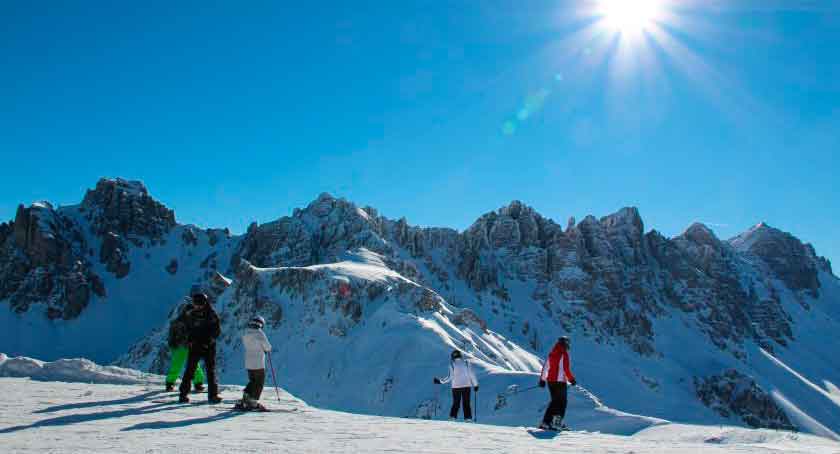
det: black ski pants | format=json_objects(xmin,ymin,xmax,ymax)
[
  {"xmin": 180, "ymin": 343, "xmax": 219, "ymax": 399},
  {"xmin": 450, "ymin": 387, "xmax": 472, "ymax": 420},
  {"xmin": 542, "ymin": 382, "xmax": 568, "ymax": 425},
  {"xmin": 244, "ymin": 369, "xmax": 266, "ymax": 400}
]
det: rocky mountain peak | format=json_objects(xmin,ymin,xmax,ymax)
[
  {"xmin": 498, "ymin": 200, "xmax": 527, "ymax": 219},
  {"xmin": 600, "ymin": 207, "xmax": 644, "ymax": 234},
  {"xmin": 464, "ymin": 200, "xmax": 555, "ymax": 251},
  {"xmin": 680, "ymin": 223, "xmax": 721, "ymax": 248},
  {"xmin": 236, "ymin": 193, "xmax": 390, "ymax": 269},
  {"xmin": 730, "ymin": 222, "xmax": 822, "ymax": 293},
  {"xmin": 80, "ymin": 177, "xmax": 175, "ymax": 240},
  {"xmin": 729, "ymin": 222, "xmax": 777, "ymax": 252}
]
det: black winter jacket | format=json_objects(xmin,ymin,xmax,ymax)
[{"xmin": 185, "ymin": 306, "xmax": 221, "ymax": 347}]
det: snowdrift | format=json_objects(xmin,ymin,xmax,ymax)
[{"xmin": 0, "ymin": 353, "xmax": 159, "ymax": 385}]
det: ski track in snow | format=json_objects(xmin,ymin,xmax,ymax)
[{"xmin": 1, "ymin": 378, "xmax": 838, "ymax": 454}]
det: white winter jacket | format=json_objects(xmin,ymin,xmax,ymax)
[
  {"xmin": 440, "ymin": 358, "xmax": 478, "ymax": 389},
  {"xmin": 242, "ymin": 327, "xmax": 272, "ymax": 370}
]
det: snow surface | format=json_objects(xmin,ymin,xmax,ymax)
[{"xmin": 1, "ymin": 377, "xmax": 837, "ymax": 454}]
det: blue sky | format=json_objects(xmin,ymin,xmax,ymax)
[{"xmin": 1, "ymin": 1, "xmax": 838, "ymax": 267}]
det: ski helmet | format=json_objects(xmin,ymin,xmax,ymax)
[
  {"xmin": 192, "ymin": 293, "xmax": 209, "ymax": 306},
  {"xmin": 250, "ymin": 316, "xmax": 266, "ymax": 328},
  {"xmin": 558, "ymin": 336, "xmax": 570, "ymax": 348},
  {"xmin": 451, "ymin": 350, "xmax": 462, "ymax": 360}
]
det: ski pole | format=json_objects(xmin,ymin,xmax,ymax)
[
  {"xmin": 266, "ymin": 351, "xmax": 281, "ymax": 402},
  {"xmin": 516, "ymin": 385, "xmax": 541, "ymax": 394}
]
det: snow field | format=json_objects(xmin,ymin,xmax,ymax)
[{"xmin": 1, "ymin": 378, "xmax": 838, "ymax": 454}]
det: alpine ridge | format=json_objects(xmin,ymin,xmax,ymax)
[{"xmin": 1, "ymin": 178, "xmax": 838, "ymax": 438}]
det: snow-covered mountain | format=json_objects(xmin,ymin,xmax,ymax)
[
  {"xmin": 0, "ymin": 178, "xmax": 238, "ymax": 361},
  {"xmin": 2, "ymin": 179, "xmax": 839, "ymax": 438}
]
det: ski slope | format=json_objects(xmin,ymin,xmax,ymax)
[{"xmin": 1, "ymin": 377, "xmax": 837, "ymax": 454}]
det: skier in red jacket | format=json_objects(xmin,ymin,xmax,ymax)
[{"xmin": 538, "ymin": 336, "xmax": 576, "ymax": 430}]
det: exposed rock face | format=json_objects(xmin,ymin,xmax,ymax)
[
  {"xmin": 236, "ymin": 193, "xmax": 392, "ymax": 269},
  {"xmin": 165, "ymin": 259, "xmax": 178, "ymax": 275},
  {"xmin": 81, "ymin": 178, "xmax": 175, "ymax": 241},
  {"xmin": 229, "ymin": 196, "xmax": 834, "ymax": 358},
  {"xmin": 206, "ymin": 228, "xmax": 229, "ymax": 247},
  {"xmin": 731, "ymin": 223, "xmax": 821, "ymax": 295},
  {"xmin": 0, "ymin": 222, "xmax": 12, "ymax": 246},
  {"xmin": 695, "ymin": 370, "xmax": 796, "ymax": 431},
  {"xmin": 0, "ymin": 202, "xmax": 105, "ymax": 320},
  {"xmin": 100, "ymin": 232, "xmax": 130, "ymax": 278},
  {"xmin": 181, "ymin": 228, "xmax": 198, "ymax": 247},
  {"xmin": 13, "ymin": 203, "xmax": 68, "ymax": 267},
  {"xmin": 209, "ymin": 271, "xmax": 232, "ymax": 295},
  {"xmin": 452, "ymin": 308, "xmax": 488, "ymax": 332},
  {"xmin": 661, "ymin": 224, "xmax": 792, "ymax": 351}
]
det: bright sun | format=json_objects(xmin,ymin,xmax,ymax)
[{"xmin": 600, "ymin": 0, "xmax": 661, "ymax": 33}]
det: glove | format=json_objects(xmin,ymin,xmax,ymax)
[
  {"xmin": 570, "ymin": 379, "xmax": 577, "ymax": 387},
  {"xmin": 539, "ymin": 380, "xmax": 546, "ymax": 388},
  {"xmin": 474, "ymin": 386, "xmax": 479, "ymax": 392},
  {"xmin": 433, "ymin": 377, "xmax": 441, "ymax": 385}
]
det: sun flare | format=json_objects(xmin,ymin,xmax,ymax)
[{"xmin": 600, "ymin": 0, "xmax": 661, "ymax": 33}]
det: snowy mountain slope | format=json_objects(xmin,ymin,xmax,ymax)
[
  {"xmin": 1, "ymin": 374, "xmax": 838, "ymax": 454},
  {"xmin": 119, "ymin": 250, "xmax": 558, "ymax": 426},
  {"xmin": 0, "ymin": 178, "xmax": 239, "ymax": 361},
  {"xmin": 119, "ymin": 194, "xmax": 840, "ymax": 438},
  {"xmin": 3, "ymin": 179, "xmax": 839, "ymax": 439}
]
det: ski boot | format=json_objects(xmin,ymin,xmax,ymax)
[
  {"xmin": 242, "ymin": 392, "xmax": 258, "ymax": 408},
  {"xmin": 178, "ymin": 394, "xmax": 190, "ymax": 404},
  {"xmin": 165, "ymin": 382, "xmax": 175, "ymax": 392},
  {"xmin": 208, "ymin": 395, "xmax": 223, "ymax": 404},
  {"xmin": 193, "ymin": 383, "xmax": 205, "ymax": 393}
]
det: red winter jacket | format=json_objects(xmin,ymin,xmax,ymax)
[{"xmin": 540, "ymin": 343, "xmax": 575, "ymax": 384}]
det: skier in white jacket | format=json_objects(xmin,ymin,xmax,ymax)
[
  {"xmin": 239, "ymin": 316, "xmax": 272, "ymax": 410},
  {"xmin": 434, "ymin": 350, "xmax": 479, "ymax": 421}
]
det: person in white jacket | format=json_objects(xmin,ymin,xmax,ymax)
[
  {"xmin": 434, "ymin": 350, "xmax": 479, "ymax": 421},
  {"xmin": 240, "ymin": 316, "xmax": 272, "ymax": 410}
]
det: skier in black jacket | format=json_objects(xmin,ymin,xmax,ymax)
[{"xmin": 179, "ymin": 293, "xmax": 222, "ymax": 404}]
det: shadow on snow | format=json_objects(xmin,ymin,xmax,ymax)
[
  {"xmin": 0, "ymin": 400, "xmax": 241, "ymax": 434},
  {"xmin": 34, "ymin": 390, "xmax": 167, "ymax": 414},
  {"xmin": 121, "ymin": 410, "xmax": 242, "ymax": 431}
]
